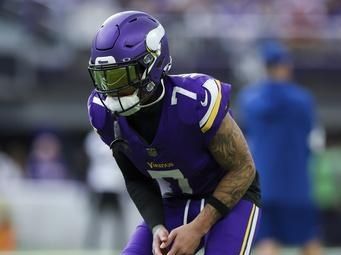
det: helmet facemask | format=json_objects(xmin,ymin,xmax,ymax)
[{"xmin": 88, "ymin": 52, "xmax": 159, "ymax": 116}]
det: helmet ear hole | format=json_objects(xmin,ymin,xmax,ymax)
[{"xmin": 156, "ymin": 57, "xmax": 165, "ymax": 69}]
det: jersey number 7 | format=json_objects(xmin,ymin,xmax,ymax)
[{"xmin": 147, "ymin": 169, "xmax": 193, "ymax": 194}]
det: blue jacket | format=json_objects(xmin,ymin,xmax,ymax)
[{"xmin": 237, "ymin": 80, "xmax": 315, "ymax": 206}]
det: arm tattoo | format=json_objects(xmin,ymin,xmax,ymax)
[
  {"xmin": 209, "ymin": 113, "xmax": 255, "ymax": 209},
  {"xmin": 192, "ymin": 113, "xmax": 256, "ymax": 233}
]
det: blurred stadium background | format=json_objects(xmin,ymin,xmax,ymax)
[{"xmin": 0, "ymin": 0, "xmax": 341, "ymax": 254}]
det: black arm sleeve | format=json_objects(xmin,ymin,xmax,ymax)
[{"xmin": 113, "ymin": 150, "xmax": 164, "ymax": 230}]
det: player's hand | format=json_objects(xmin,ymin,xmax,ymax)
[
  {"xmin": 152, "ymin": 224, "xmax": 169, "ymax": 255},
  {"xmin": 161, "ymin": 221, "xmax": 204, "ymax": 255}
]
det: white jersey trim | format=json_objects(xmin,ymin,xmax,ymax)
[{"xmin": 199, "ymin": 79, "xmax": 219, "ymax": 128}]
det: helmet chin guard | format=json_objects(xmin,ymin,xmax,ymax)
[{"xmin": 104, "ymin": 90, "xmax": 141, "ymax": 116}]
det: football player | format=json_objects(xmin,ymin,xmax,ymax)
[{"xmin": 87, "ymin": 11, "xmax": 261, "ymax": 255}]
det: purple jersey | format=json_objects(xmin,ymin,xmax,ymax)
[{"xmin": 88, "ymin": 73, "xmax": 231, "ymax": 196}]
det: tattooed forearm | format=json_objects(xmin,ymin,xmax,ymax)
[
  {"xmin": 192, "ymin": 113, "xmax": 255, "ymax": 234},
  {"xmin": 209, "ymin": 113, "xmax": 255, "ymax": 208}
]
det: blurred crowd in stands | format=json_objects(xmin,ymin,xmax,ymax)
[
  {"xmin": 0, "ymin": 0, "xmax": 341, "ymax": 252},
  {"xmin": 0, "ymin": 130, "xmax": 142, "ymax": 251},
  {"xmin": 1, "ymin": 0, "xmax": 341, "ymax": 131}
]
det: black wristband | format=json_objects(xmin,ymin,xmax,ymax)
[{"xmin": 206, "ymin": 196, "xmax": 231, "ymax": 216}]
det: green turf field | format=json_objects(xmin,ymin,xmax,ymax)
[{"xmin": 0, "ymin": 248, "xmax": 341, "ymax": 255}]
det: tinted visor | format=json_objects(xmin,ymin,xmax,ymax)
[{"xmin": 89, "ymin": 64, "xmax": 140, "ymax": 92}]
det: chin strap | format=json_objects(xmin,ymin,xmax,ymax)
[{"xmin": 141, "ymin": 79, "xmax": 165, "ymax": 108}]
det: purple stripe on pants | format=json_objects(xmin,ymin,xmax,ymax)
[{"xmin": 122, "ymin": 199, "xmax": 261, "ymax": 255}]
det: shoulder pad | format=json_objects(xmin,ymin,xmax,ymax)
[
  {"xmin": 87, "ymin": 90, "xmax": 115, "ymax": 146},
  {"xmin": 167, "ymin": 73, "xmax": 212, "ymax": 124},
  {"xmin": 167, "ymin": 74, "xmax": 231, "ymax": 133}
]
